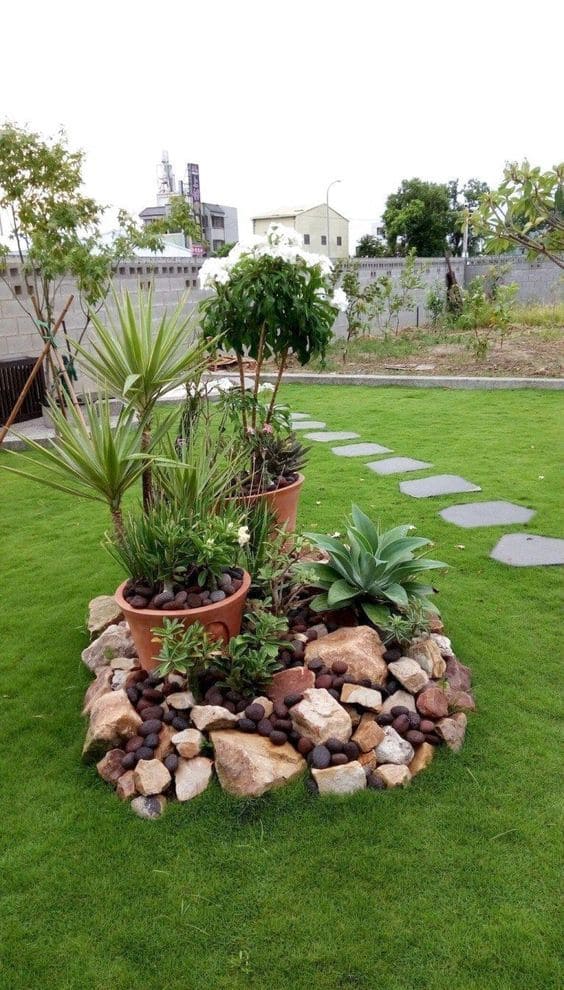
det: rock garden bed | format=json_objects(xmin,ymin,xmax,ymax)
[{"xmin": 83, "ymin": 595, "xmax": 475, "ymax": 818}]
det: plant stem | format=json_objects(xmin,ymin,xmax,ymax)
[
  {"xmin": 251, "ymin": 324, "xmax": 267, "ymax": 429},
  {"xmin": 265, "ymin": 346, "xmax": 289, "ymax": 423},
  {"xmin": 236, "ymin": 353, "xmax": 248, "ymax": 432},
  {"xmin": 141, "ymin": 425, "xmax": 153, "ymax": 511},
  {"xmin": 111, "ymin": 506, "xmax": 124, "ymax": 541}
]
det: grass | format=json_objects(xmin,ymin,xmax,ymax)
[{"xmin": 1, "ymin": 385, "xmax": 563, "ymax": 990}]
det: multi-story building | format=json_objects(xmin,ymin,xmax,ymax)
[{"xmin": 251, "ymin": 204, "xmax": 349, "ymax": 259}]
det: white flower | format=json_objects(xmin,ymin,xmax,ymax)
[
  {"xmin": 199, "ymin": 257, "xmax": 230, "ymax": 288},
  {"xmin": 237, "ymin": 525, "xmax": 250, "ymax": 547},
  {"xmin": 331, "ymin": 288, "xmax": 348, "ymax": 312}
]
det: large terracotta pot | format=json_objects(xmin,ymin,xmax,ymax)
[
  {"xmin": 238, "ymin": 473, "xmax": 304, "ymax": 532},
  {"xmin": 115, "ymin": 570, "xmax": 251, "ymax": 672}
]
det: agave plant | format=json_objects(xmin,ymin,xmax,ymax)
[
  {"xmin": 301, "ymin": 505, "xmax": 447, "ymax": 624},
  {"xmin": 74, "ymin": 288, "xmax": 210, "ymax": 507},
  {"xmin": 0, "ymin": 395, "xmax": 156, "ymax": 536}
]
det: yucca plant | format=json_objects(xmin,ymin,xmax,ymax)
[
  {"xmin": 301, "ymin": 504, "xmax": 447, "ymax": 624},
  {"xmin": 74, "ymin": 287, "xmax": 210, "ymax": 507},
  {"xmin": 1, "ymin": 395, "xmax": 155, "ymax": 536}
]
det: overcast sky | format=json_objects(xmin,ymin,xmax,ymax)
[{"xmin": 1, "ymin": 0, "xmax": 562, "ymax": 248}]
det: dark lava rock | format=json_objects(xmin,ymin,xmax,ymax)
[
  {"xmin": 186, "ymin": 593, "xmax": 203, "ymax": 608},
  {"xmin": 297, "ymin": 737, "xmax": 314, "ymax": 756},
  {"xmin": 392, "ymin": 714, "xmax": 411, "ymax": 735},
  {"xmin": 307, "ymin": 658, "xmax": 324, "ymax": 673},
  {"xmin": 205, "ymin": 688, "xmax": 224, "ymax": 707},
  {"xmin": 129, "ymin": 595, "xmax": 149, "ymax": 609},
  {"xmin": 331, "ymin": 660, "xmax": 348, "ymax": 675},
  {"xmin": 325, "ymin": 737, "xmax": 344, "ymax": 754},
  {"xmin": 245, "ymin": 703, "xmax": 265, "ymax": 722},
  {"xmin": 142, "ymin": 687, "xmax": 163, "ymax": 702},
  {"xmin": 136, "ymin": 698, "xmax": 153, "ymax": 713},
  {"xmin": 135, "ymin": 746, "xmax": 154, "ymax": 761},
  {"xmin": 311, "ymin": 744, "xmax": 331, "ymax": 769},
  {"xmin": 164, "ymin": 754, "xmax": 178, "ymax": 773},
  {"xmin": 342, "ymin": 741, "xmax": 360, "ymax": 761},
  {"xmin": 291, "ymin": 641, "xmax": 305, "ymax": 660},
  {"xmin": 163, "ymin": 710, "xmax": 175, "ymax": 725},
  {"xmin": 426, "ymin": 732, "xmax": 442, "ymax": 746},
  {"xmin": 128, "ymin": 669, "xmax": 148, "ymax": 685},
  {"xmin": 284, "ymin": 693, "xmax": 303, "ymax": 708},
  {"xmin": 121, "ymin": 752, "xmax": 137, "ymax": 770},
  {"xmin": 332, "ymin": 676, "xmax": 345, "ymax": 691},
  {"xmin": 315, "ymin": 674, "xmax": 333, "ymax": 690},
  {"xmin": 305, "ymin": 776, "xmax": 319, "ymax": 796},
  {"xmin": 328, "ymin": 688, "xmax": 340, "ymax": 701},
  {"xmin": 141, "ymin": 705, "xmax": 165, "ymax": 721},
  {"xmin": 305, "ymin": 628, "xmax": 318, "ymax": 641},
  {"xmin": 376, "ymin": 712, "xmax": 394, "ymax": 726},
  {"xmin": 209, "ymin": 590, "xmax": 226, "ymax": 603},
  {"xmin": 331, "ymin": 753, "xmax": 349, "ymax": 767},
  {"xmin": 125, "ymin": 735, "xmax": 144, "ymax": 753},
  {"xmin": 153, "ymin": 591, "xmax": 175, "ymax": 609},
  {"xmin": 406, "ymin": 730, "xmax": 426, "ymax": 745},
  {"xmin": 146, "ymin": 671, "xmax": 164, "ymax": 686},
  {"xmin": 420, "ymin": 719, "xmax": 435, "ymax": 734},
  {"xmin": 386, "ymin": 678, "xmax": 400, "ymax": 694},
  {"xmin": 273, "ymin": 701, "xmax": 289, "ymax": 719},
  {"xmin": 391, "ymin": 706, "xmax": 411, "ymax": 719},
  {"xmin": 408, "ymin": 712, "xmax": 421, "ymax": 730},
  {"xmin": 172, "ymin": 716, "xmax": 190, "ymax": 731},
  {"xmin": 126, "ymin": 687, "xmax": 140, "ymax": 706},
  {"xmin": 384, "ymin": 648, "xmax": 402, "ymax": 663},
  {"xmin": 223, "ymin": 700, "xmax": 236, "ymax": 714},
  {"xmin": 238, "ymin": 718, "xmax": 257, "ymax": 733},
  {"xmin": 367, "ymin": 772, "xmax": 386, "ymax": 790},
  {"xmin": 273, "ymin": 718, "xmax": 293, "ymax": 733},
  {"xmin": 139, "ymin": 719, "xmax": 162, "ymax": 736},
  {"xmin": 144, "ymin": 733, "xmax": 160, "ymax": 748},
  {"xmin": 257, "ymin": 718, "xmax": 273, "ymax": 736},
  {"xmin": 174, "ymin": 590, "xmax": 188, "ymax": 606},
  {"xmin": 269, "ymin": 730, "xmax": 288, "ymax": 746}
]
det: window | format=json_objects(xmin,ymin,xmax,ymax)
[
  {"xmin": 213, "ymin": 239, "xmax": 224, "ymax": 252},
  {"xmin": 321, "ymin": 235, "xmax": 327, "ymax": 245},
  {"xmin": 14, "ymin": 284, "xmax": 22, "ymax": 296},
  {"xmin": 211, "ymin": 215, "xmax": 224, "ymax": 229},
  {"xmin": 192, "ymin": 279, "xmax": 198, "ymax": 287},
  {"xmin": 303, "ymin": 233, "xmax": 310, "ymax": 245},
  {"xmin": 336, "ymin": 236, "xmax": 342, "ymax": 246}
]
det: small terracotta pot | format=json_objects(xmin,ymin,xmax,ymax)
[
  {"xmin": 115, "ymin": 570, "xmax": 251, "ymax": 672},
  {"xmin": 238, "ymin": 473, "xmax": 304, "ymax": 532}
]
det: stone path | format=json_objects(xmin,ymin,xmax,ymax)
[{"xmin": 290, "ymin": 409, "xmax": 560, "ymax": 567}]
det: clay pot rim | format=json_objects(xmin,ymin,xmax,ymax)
[
  {"xmin": 232, "ymin": 472, "xmax": 304, "ymax": 504},
  {"xmin": 115, "ymin": 569, "xmax": 252, "ymax": 619}
]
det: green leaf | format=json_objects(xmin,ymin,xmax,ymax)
[
  {"xmin": 361, "ymin": 602, "xmax": 392, "ymax": 627},
  {"xmin": 310, "ymin": 593, "xmax": 330, "ymax": 613},
  {"xmin": 327, "ymin": 579, "xmax": 358, "ymax": 607}
]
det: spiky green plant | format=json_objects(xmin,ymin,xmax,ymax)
[
  {"xmin": 74, "ymin": 287, "xmax": 210, "ymax": 507},
  {"xmin": 1, "ymin": 395, "xmax": 153, "ymax": 535},
  {"xmin": 301, "ymin": 504, "xmax": 447, "ymax": 623},
  {"xmin": 153, "ymin": 618, "xmax": 221, "ymax": 685}
]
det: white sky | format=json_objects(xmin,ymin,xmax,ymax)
[{"xmin": 1, "ymin": 0, "xmax": 562, "ymax": 248}]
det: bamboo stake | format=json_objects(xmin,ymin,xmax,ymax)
[
  {"xmin": 0, "ymin": 295, "xmax": 74, "ymax": 445},
  {"xmin": 29, "ymin": 293, "xmax": 86, "ymax": 427}
]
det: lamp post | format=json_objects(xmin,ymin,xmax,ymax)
[{"xmin": 326, "ymin": 179, "xmax": 342, "ymax": 259}]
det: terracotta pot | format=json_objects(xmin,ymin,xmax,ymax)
[
  {"xmin": 115, "ymin": 570, "xmax": 251, "ymax": 672},
  {"xmin": 238, "ymin": 473, "xmax": 304, "ymax": 532}
]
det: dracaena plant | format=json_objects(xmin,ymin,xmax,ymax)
[{"xmin": 301, "ymin": 505, "xmax": 447, "ymax": 625}]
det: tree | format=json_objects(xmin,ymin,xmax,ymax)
[
  {"xmin": 470, "ymin": 161, "xmax": 564, "ymax": 269},
  {"xmin": 383, "ymin": 178, "xmax": 454, "ymax": 256},
  {"xmin": 330, "ymin": 259, "xmax": 381, "ymax": 360},
  {"xmin": 355, "ymin": 234, "xmax": 388, "ymax": 258},
  {"xmin": 0, "ymin": 122, "xmax": 168, "ymax": 378},
  {"xmin": 448, "ymin": 178, "xmax": 490, "ymax": 255},
  {"xmin": 151, "ymin": 194, "xmax": 202, "ymax": 244}
]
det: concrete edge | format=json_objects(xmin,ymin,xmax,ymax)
[{"xmin": 252, "ymin": 372, "xmax": 564, "ymax": 391}]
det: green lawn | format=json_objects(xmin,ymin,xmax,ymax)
[{"xmin": 0, "ymin": 385, "xmax": 562, "ymax": 990}]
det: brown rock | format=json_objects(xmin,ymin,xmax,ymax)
[
  {"xmin": 436, "ymin": 712, "xmax": 467, "ymax": 752},
  {"xmin": 430, "ymin": 633, "xmax": 455, "ymax": 658},
  {"xmin": 110, "ymin": 656, "xmax": 137, "ymax": 672},
  {"xmin": 172, "ymin": 728, "xmax": 204, "ymax": 759},
  {"xmin": 82, "ymin": 667, "xmax": 113, "ymax": 715},
  {"xmin": 374, "ymin": 763, "xmax": 411, "ymax": 788},
  {"xmin": 305, "ymin": 625, "xmax": 387, "ymax": 684},
  {"xmin": 133, "ymin": 758, "xmax": 172, "ymax": 796},
  {"xmin": 190, "ymin": 705, "xmax": 240, "ymax": 731},
  {"xmin": 131, "ymin": 794, "xmax": 167, "ymax": 819},
  {"xmin": 407, "ymin": 637, "xmax": 446, "ymax": 678},
  {"xmin": 387, "ymin": 657, "xmax": 429, "ymax": 694},
  {"xmin": 81, "ymin": 621, "xmax": 136, "ymax": 673},
  {"xmin": 445, "ymin": 657, "xmax": 472, "ymax": 693},
  {"xmin": 289, "ymin": 688, "xmax": 352, "ymax": 745},
  {"xmin": 211, "ymin": 731, "xmax": 306, "ymax": 797},
  {"xmin": 154, "ymin": 725, "xmax": 177, "ymax": 760},
  {"xmin": 352, "ymin": 713, "xmax": 386, "ymax": 753},
  {"xmin": 445, "ymin": 687, "xmax": 476, "ymax": 712},
  {"xmin": 312, "ymin": 761, "xmax": 366, "ymax": 796},
  {"xmin": 175, "ymin": 757, "xmax": 213, "ymax": 801},
  {"xmin": 340, "ymin": 684, "xmax": 382, "ymax": 710},
  {"xmin": 116, "ymin": 769, "xmax": 138, "ymax": 800},
  {"xmin": 428, "ymin": 613, "xmax": 444, "ymax": 633},
  {"xmin": 358, "ymin": 749, "xmax": 378, "ymax": 771},
  {"xmin": 342, "ymin": 704, "xmax": 362, "ymax": 728},
  {"xmin": 379, "ymin": 690, "xmax": 417, "ymax": 716},
  {"xmin": 87, "ymin": 595, "xmax": 123, "ymax": 637},
  {"xmin": 408, "ymin": 742, "xmax": 435, "ymax": 777},
  {"xmin": 416, "ymin": 686, "xmax": 449, "ymax": 719},
  {"xmin": 82, "ymin": 689, "xmax": 142, "ymax": 760},
  {"xmin": 96, "ymin": 748, "xmax": 126, "ymax": 784},
  {"xmin": 266, "ymin": 666, "xmax": 315, "ymax": 703}
]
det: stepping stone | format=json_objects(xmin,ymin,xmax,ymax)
[
  {"xmin": 400, "ymin": 475, "xmax": 481, "ymax": 498},
  {"xmin": 490, "ymin": 534, "xmax": 564, "ymax": 567},
  {"xmin": 367, "ymin": 457, "xmax": 432, "ymax": 476},
  {"xmin": 331, "ymin": 442, "xmax": 392, "ymax": 457},
  {"xmin": 292, "ymin": 420, "xmax": 326, "ymax": 430},
  {"xmin": 305, "ymin": 431, "xmax": 360, "ymax": 442},
  {"xmin": 290, "ymin": 413, "xmax": 311, "ymax": 420},
  {"xmin": 440, "ymin": 501, "xmax": 536, "ymax": 528}
]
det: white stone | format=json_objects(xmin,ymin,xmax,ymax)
[
  {"xmin": 167, "ymin": 691, "xmax": 196, "ymax": 710},
  {"xmin": 175, "ymin": 757, "xmax": 213, "ymax": 801},
  {"xmin": 190, "ymin": 705, "xmax": 240, "ymax": 731},
  {"xmin": 375, "ymin": 726, "xmax": 415, "ymax": 765},
  {"xmin": 211, "ymin": 731, "xmax": 306, "ymax": 797},
  {"xmin": 340, "ymin": 684, "xmax": 382, "ymax": 710},
  {"xmin": 172, "ymin": 728, "xmax": 204, "ymax": 758},
  {"xmin": 290, "ymin": 688, "xmax": 352, "ymax": 745},
  {"xmin": 431, "ymin": 634, "xmax": 455, "ymax": 658},
  {"xmin": 312, "ymin": 761, "xmax": 367, "ymax": 796},
  {"xmin": 134, "ymin": 759, "xmax": 172, "ymax": 796},
  {"xmin": 379, "ymin": 690, "xmax": 417, "ymax": 715},
  {"xmin": 81, "ymin": 621, "xmax": 136, "ymax": 672},
  {"xmin": 387, "ymin": 657, "xmax": 429, "ymax": 694},
  {"xmin": 375, "ymin": 764, "xmax": 411, "ymax": 788},
  {"xmin": 407, "ymin": 637, "xmax": 446, "ymax": 678},
  {"xmin": 87, "ymin": 595, "xmax": 123, "ymax": 637}
]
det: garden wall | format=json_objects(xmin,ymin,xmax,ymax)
[{"xmin": 0, "ymin": 253, "xmax": 561, "ymax": 366}]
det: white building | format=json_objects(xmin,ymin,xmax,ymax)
[{"xmin": 251, "ymin": 204, "xmax": 349, "ymax": 259}]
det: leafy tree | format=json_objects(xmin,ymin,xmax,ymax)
[
  {"xmin": 215, "ymin": 241, "xmax": 236, "ymax": 257},
  {"xmin": 330, "ymin": 259, "xmax": 382, "ymax": 360},
  {"xmin": 0, "ymin": 122, "xmax": 168, "ymax": 370},
  {"xmin": 470, "ymin": 161, "xmax": 564, "ymax": 269},
  {"xmin": 383, "ymin": 178, "xmax": 454, "ymax": 256},
  {"xmin": 151, "ymin": 194, "xmax": 202, "ymax": 244},
  {"xmin": 355, "ymin": 234, "xmax": 388, "ymax": 258},
  {"xmin": 448, "ymin": 178, "xmax": 490, "ymax": 255}
]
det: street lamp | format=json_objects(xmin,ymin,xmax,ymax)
[{"xmin": 326, "ymin": 179, "xmax": 342, "ymax": 258}]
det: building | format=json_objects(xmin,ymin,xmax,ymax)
[
  {"xmin": 251, "ymin": 204, "xmax": 349, "ymax": 259},
  {"xmin": 139, "ymin": 152, "xmax": 238, "ymax": 256}
]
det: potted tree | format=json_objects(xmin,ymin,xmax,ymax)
[{"xmin": 198, "ymin": 224, "xmax": 347, "ymax": 530}]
